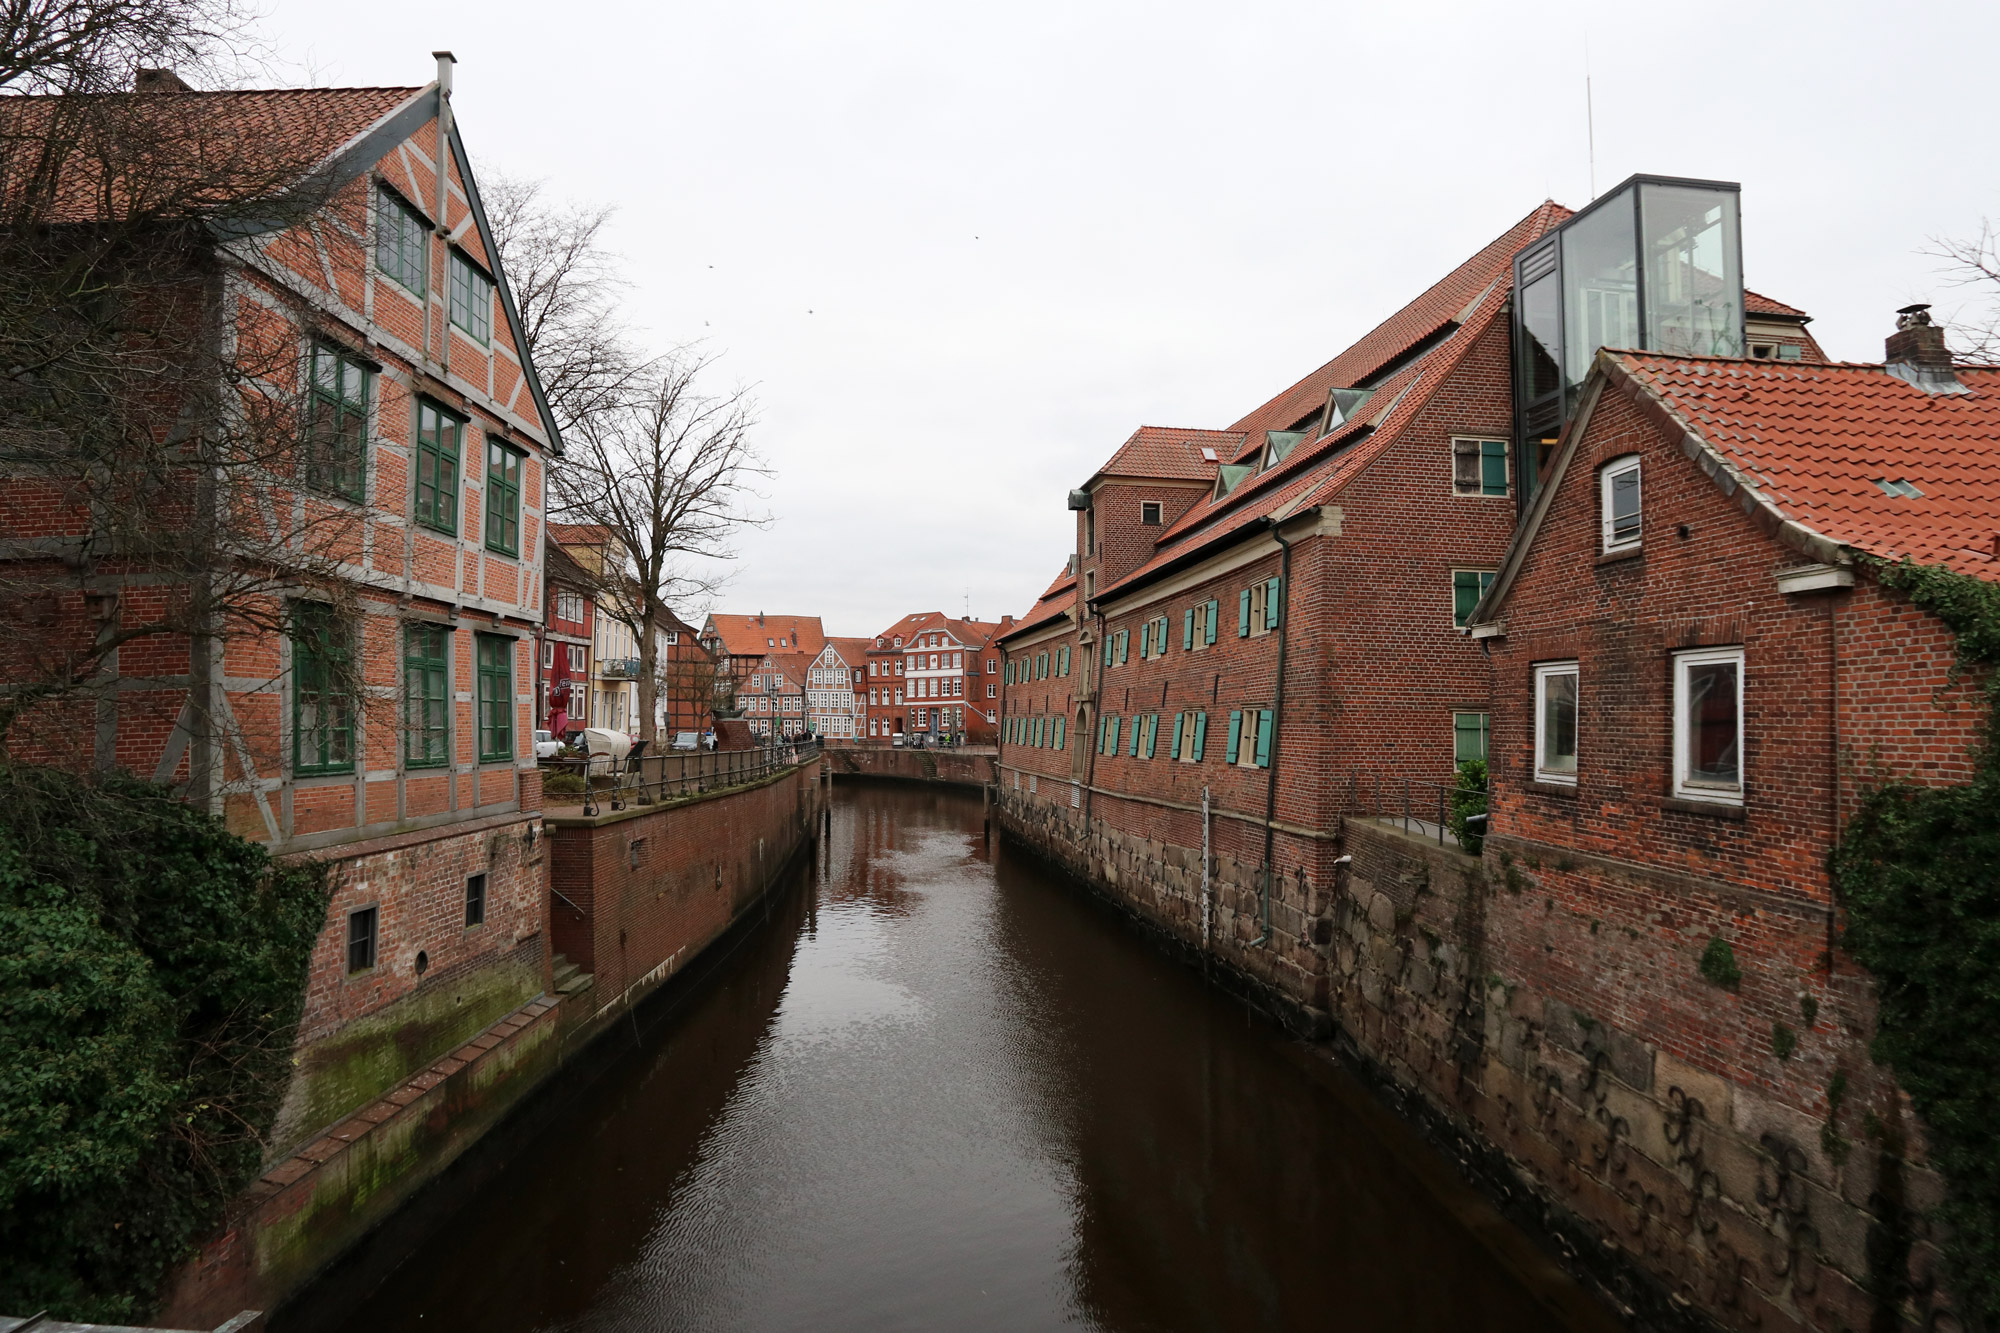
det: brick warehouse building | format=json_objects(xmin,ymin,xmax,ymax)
[
  {"xmin": 986, "ymin": 175, "xmax": 1995, "ymax": 1330},
  {"xmin": 0, "ymin": 58, "xmax": 566, "ymax": 1154}
]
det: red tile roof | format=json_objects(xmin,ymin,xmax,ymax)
[
  {"xmin": 867, "ymin": 611, "xmax": 1004, "ymax": 652},
  {"xmin": 548, "ymin": 522, "xmax": 613, "ymax": 545},
  {"xmin": 1091, "ymin": 427, "xmax": 1243, "ymax": 483},
  {"xmin": 1611, "ymin": 354, "xmax": 2000, "ymax": 578},
  {"xmin": 999, "ymin": 566, "xmax": 1080, "ymax": 642},
  {"xmin": 705, "ymin": 614, "xmax": 827, "ymax": 658},
  {"xmin": 1744, "ymin": 290, "xmax": 1810, "ymax": 321},
  {"xmin": 1222, "ymin": 202, "xmax": 1572, "ymax": 452},
  {"xmin": 0, "ymin": 86, "xmax": 426, "ymax": 222},
  {"xmin": 820, "ymin": 636, "xmax": 876, "ymax": 668}
]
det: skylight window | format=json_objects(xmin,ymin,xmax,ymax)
[
  {"xmin": 1200, "ymin": 447, "xmax": 1218, "ymax": 462},
  {"xmin": 1875, "ymin": 478, "xmax": 1924, "ymax": 498}
]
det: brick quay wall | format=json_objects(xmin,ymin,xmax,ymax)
[
  {"xmin": 995, "ymin": 790, "xmax": 1941, "ymax": 1333},
  {"xmin": 161, "ymin": 756, "xmax": 827, "ymax": 1330}
]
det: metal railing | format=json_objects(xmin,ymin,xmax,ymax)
[
  {"xmin": 554, "ymin": 741, "xmax": 822, "ymax": 817},
  {"xmin": 1336, "ymin": 772, "xmax": 1488, "ymax": 850}
]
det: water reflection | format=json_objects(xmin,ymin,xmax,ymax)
[{"xmin": 307, "ymin": 784, "xmax": 1603, "ymax": 1333}]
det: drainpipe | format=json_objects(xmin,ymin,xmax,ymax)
[
  {"xmin": 432, "ymin": 51, "xmax": 455, "ymax": 376},
  {"xmin": 1249, "ymin": 520, "xmax": 1294, "ymax": 949}
]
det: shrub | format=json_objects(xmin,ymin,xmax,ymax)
[
  {"xmin": 1698, "ymin": 935, "xmax": 1741, "ymax": 988},
  {"xmin": 0, "ymin": 766, "xmax": 327, "ymax": 1322},
  {"xmin": 1448, "ymin": 757, "xmax": 1488, "ymax": 856}
]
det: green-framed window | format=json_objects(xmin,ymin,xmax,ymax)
[
  {"xmin": 484, "ymin": 439, "xmax": 522, "ymax": 556},
  {"xmin": 476, "ymin": 634, "xmax": 513, "ymax": 763},
  {"xmin": 1453, "ymin": 437, "xmax": 1510, "ymax": 497},
  {"xmin": 305, "ymin": 344, "xmax": 369, "ymax": 501},
  {"xmin": 415, "ymin": 400, "xmax": 462, "ymax": 534},
  {"xmin": 1454, "ymin": 711, "xmax": 1490, "ymax": 764},
  {"xmin": 292, "ymin": 601, "xmax": 354, "ymax": 776},
  {"xmin": 449, "ymin": 249, "xmax": 493, "ymax": 344},
  {"xmin": 404, "ymin": 623, "xmax": 450, "ymax": 769},
  {"xmin": 375, "ymin": 187, "xmax": 427, "ymax": 294},
  {"xmin": 1453, "ymin": 569, "xmax": 1497, "ymax": 628}
]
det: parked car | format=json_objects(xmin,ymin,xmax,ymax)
[{"xmin": 533, "ymin": 729, "xmax": 563, "ymax": 761}]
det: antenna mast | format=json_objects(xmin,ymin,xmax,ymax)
[{"xmin": 1585, "ymin": 35, "xmax": 1597, "ymax": 200}]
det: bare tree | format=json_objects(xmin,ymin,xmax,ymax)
[
  {"xmin": 483, "ymin": 171, "xmax": 650, "ymax": 438},
  {"xmin": 0, "ymin": 0, "xmax": 259, "ymax": 94},
  {"xmin": 0, "ymin": 76, "xmax": 386, "ymax": 778},
  {"xmin": 550, "ymin": 351, "xmax": 768, "ymax": 746},
  {"xmin": 1926, "ymin": 219, "xmax": 2000, "ymax": 365}
]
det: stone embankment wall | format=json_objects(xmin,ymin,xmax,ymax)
[
  {"xmin": 826, "ymin": 745, "xmax": 996, "ymax": 789},
  {"xmin": 160, "ymin": 757, "xmax": 825, "ymax": 1330},
  {"xmin": 997, "ymin": 792, "xmax": 1942, "ymax": 1332}
]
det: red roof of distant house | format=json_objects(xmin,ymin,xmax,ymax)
[
  {"xmin": 705, "ymin": 614, "xmax": 826, "ymax": 658},
  {"xmin": 821, "ymin": 636, "xmax": 876, "ymax": 667},
  {"xmin": 1091, "ymin": 427, "xmax": 1244, "ymax": 483},
  {"xmin": 1745, "ymin": 290, "xmax": 1811, "ymax": 321},
  {"xmin": 869, "ymin": 611, "xmax": 1004, "ymax": 652},
  {"xmin": 1609, "ymin": 353, "xmax": 2000, "ymax": 577},
  {"xmin": 549, "ymin": 522, "xmax": 613, "ymax": 545}
]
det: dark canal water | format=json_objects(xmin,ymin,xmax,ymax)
[{"xmin": 310, "ymin": 784, "xmax": 1614, "ymax": 1332}]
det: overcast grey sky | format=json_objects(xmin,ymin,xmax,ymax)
[{"xmin": 267, "ymin": 0, "xmax": 1999, "ymax": 638}]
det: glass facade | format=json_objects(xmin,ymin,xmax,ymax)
[{"xmin": 1511, "ymin": 176, "xmax": 1742, "ymax": 510}]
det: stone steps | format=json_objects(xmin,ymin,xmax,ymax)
[{"xmin": 551, "ymin": 953, "xmax": 593, "ymax": 997}]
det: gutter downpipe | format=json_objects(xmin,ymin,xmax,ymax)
[
  {"xmin": 432, "ymin": 52, "xmax": 454, "ymax": 377},
  {"xmin": 1249, "ymin": 518, "xmax": 1293, "ymax": 950}
]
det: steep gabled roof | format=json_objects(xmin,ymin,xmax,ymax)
[
  {"xmin": 1090, "ymin": 427, "xmax": 1242, "ymax": 484},
  {"xmin": 704, "ymin": 614, "xmax": 826, "ymax": 658},
  {"xmin": 867, "ymin": 611, "xmax": 1001, "ymax": 651},
  {"xmin": 1745, "ymin": 290, "xmax": 1811, "ymax": 321},
  {"xmin": 1473, "ymin": 353, "xmax": 2000, "ymax": 629},
  {"xmin": 821, "ymin": 636, "xmax": 875, "ymax": 669},
  {"xmin": 999, "ymin": 566, "xmax": 1080, "ymax": 644}
]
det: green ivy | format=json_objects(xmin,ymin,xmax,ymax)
[
  {"xmin": 0, "ymin": 765, "xmax": 328, "ymax": 1322},
  {"xmin": 1832, "ymin": 558, "xmax": 2000, "ymax": 1327},
  {"xmin": 1448, "ymin": 757, "xmax": 1487, "ymax": 856},
  {"xmin": 1698, "ymin": 935, "xmax": 1741, "ymax": 988}
]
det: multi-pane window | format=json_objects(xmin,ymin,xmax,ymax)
[
  {"xmin": 1601, "ymin": 456, "xmax": 1643, "ymax": 552},
  {"xmin": 404, "ymin": 623, "xmax": 449, "ymax": 768},
  {"xmin": 1534, "ymin": 662, "xmax": 1579, "ymax": 784},
  {"xmin": 1452, "ymin": 570, "xmax": 1497, "ymax": 628},
  {"xmin": 346, "ymin": 906, "xmax": 378, "ymax": 974},
  {"xmin": 415, "ymin": 400, "xmax": 462, "ymax": 534},
  {"xmin": 1452, "ymin": 437, "xmax": 1510, "ymax": 496},
  {"xmin": 1454, "ymin": 711, "xmax": 1490, "ymax": 764},
  {"xmin": 465, "ymin": 872, "xmax": 487, "ymax": 928},
  {"xmin": 450, "ymin": 249, "xmax": 494, "ymax": 343},
  {"xmin": 477, "ymin": 634, "xmax": 514, "ymax": 762},
  {"xmin": 1240, "ymin": 579, "xmax": 1282, "ymax": 637},
  {"xmin": 1169, "ymin": 710, "xmax": 1208, "ymax": 762},
  {"xmin": 305, "ymin": 344, "xmax": 369, "ymax": 500},
  {"xmin": 485, "ymin": 440, "xmax": 522, "ymax": 556},
  {"xmin": 1674, "ymin": 648, "xmax": 1743, "ymax": 803},
  {"xmin": 375, "ymin": 188, "xmax": 427, "ymax": 294},
  {"xmin": 1141, "ymin": 501, "xmax": 1163, "ymax": 525},
  {"xmin": 292, "ymin": 601, "xmax": 354, "ymax": 776}
]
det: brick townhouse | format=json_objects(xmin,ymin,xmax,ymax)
[
  {"xmin": 537, "ymin": 537, "xmax": 593, "ymax": 740},
  {"xmin": 0, "ymin": 58, "xmax": 567, "ymax": 1151},
  {"xmin": 807, "ymin": 636, "xmax": 872, "ymax": 741},
  {"xmin": 700, "ymin": 611, "xmax": 827, "ymax": 698},
  {"xmin": 863, "ymin": 610, "xmax": 1005, "ymax": 742},
  {"xmin": 741, "ymin": 649, "xmax": 809, "ymax": 741},
  {"xmin": 1455, "ymin": 314, "xmax": 1998, "ymax": 1330}
]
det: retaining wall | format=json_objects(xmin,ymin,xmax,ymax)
[{"xmin": 825, "ymin": 745, "xmax": 995, "ymax": 789}]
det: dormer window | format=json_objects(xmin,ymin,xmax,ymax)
[
  {"xmin": 1600, "ymin": 456, "xmax": 1642, "ymax": 552},
  {"xmin": 1213, "ymin": 463, "xmax": 1253, "ymax": 500},
  {"xmin": 1321, "ymin": 387, "xmax": 1374, "ymax": 436}
]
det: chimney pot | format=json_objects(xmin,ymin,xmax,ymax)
[{"xmin": 1884, "ymin": 303, "xmax": 1969, "ymax": 395}]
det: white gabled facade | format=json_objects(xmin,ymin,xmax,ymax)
[{"xmin": 806, "ymin": 642, "xmax": 864, "ymax": 740}]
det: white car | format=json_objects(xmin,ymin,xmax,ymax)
[{"xmin": 533, "ymin": 729, "xmax": 564, "ymax": 761}]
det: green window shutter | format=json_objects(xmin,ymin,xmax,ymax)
[
  {"xmin": 1183, "ymin": 608, "xmax": 1194, "ymax": 650},
  {"xmin": 1145, "ymin": 714, "xmax": 1157, "ymax": 758},
  {"xmin": 1120, "ymin": 631, "xmax": 1129, "ymax": 665},
  {"xmin": 1453, "ymin": 570, "xmax": 1497, "ymax": 628},
  {"xmin": 1482, "ymin": 439, "xmax": 1509, "ymax": 496},
  {"xmin": 1255, "ymin": 710, "xmax": 1273, "ymax": 767},
  {"xmin": 1204, "ymin": 599, "xmax": 1218, "ymax": 644},
  {"xmin": 1137, "ymin": 622, "xmax": 1148, "ymax": 659},
  {"xmin": 1226, "ymin": 710, "xmax": 1243, "ymax": 763},
  {"xmin": 292, "ymin": 603, "xmax": 354, "ymax": 776},
  {"xmin": 403, "ymin": 623, "xmax": 449, "ymax": 768},
  {"xmin": 1127, "ymin": 716, "xmax": 1141, "ymax": 756},
  {"xmin": 1454, "ymin": 711, "xmax": 1490, "ymax": 763},
  {"xmin": 1055, "ymin": 717, "xmax": 1065, "ymax": 749},
  {"xmin": 1171, "ymin": 712, "xmax": 1184, "ymax": 760},
  {"xmin": 1059, "ymin": 646, "xmax": 1069, "ymax": 675},
  {"xmin": 1265, "ymin": 578, "xmax": 1281, "ymax": 630},
  {"xmin": 476, "ymin": 634, "xmax": 513, "ymax": 762},
  {"xmin": 1192, "ymin": 712, "xmax": 1208, "ymax": 761},
  {"xmin": 1110, "ymin": 717, "xmax": 1121, "ymax": 753},
  {"xmin": 1238, "ymin": 589, "xmax": 1251, "ymax": 637}
]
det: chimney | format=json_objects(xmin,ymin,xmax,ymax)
[
  {"xmin": 758, "ymin": 611, "xmax": 765, "ymax": 625},
  {"xmin": 134, "ymin": 68, "xmax": 193, "ymax": 93},
  {"xmin": 1885, "ymin": 304, "xmax": 1969, "ymax": 396},
  {"xmin": 1002, "ymin": 614, "xmax": 1015, "ymax": 626}
]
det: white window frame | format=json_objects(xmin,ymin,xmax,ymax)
[
  {"xmin": 1600, "ymin": 455, "xmax": 1643, "ymax": 553},
  {"xmin": 1533, "ymin": 661, "xmax": 1580, "ymax": 785},
  {"xmin": 1673, "ymin": 647, "xmax": 1745, "ymax": 804}
]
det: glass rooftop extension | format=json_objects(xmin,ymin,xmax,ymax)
[{"xmin": 1512, "ymin": 175, "xmax": 1744, "ymax": 507}]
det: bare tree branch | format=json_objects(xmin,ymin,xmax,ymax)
[{"xmin": 1924, "ymin": 219, "xmax": 2000, "ymax": 366}]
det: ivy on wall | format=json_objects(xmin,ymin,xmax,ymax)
[
  {"xmin": 1831, "ymin": 558, "xmax": 2000, "ymax": 1326},
  {"xmin": 0, "ymin": 766, "xmax": 327, "ymax": 1322}
]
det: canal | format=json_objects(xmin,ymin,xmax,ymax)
[{"xmin": 302, "ymin": 783, "xmax": 1615, "ymax": 1332}]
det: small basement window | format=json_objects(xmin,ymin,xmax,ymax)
[
  {"xmin": 1600, "ymin": 456, "xmax": 1642, "ymax": 552},
  {"xmin": 346, "ymin": 906, "xmax": 378, "ymax": 975},
  {"xmin": 465, "ymin": 872, "xmax": 487, "ymax": 927},
  {"xmin": 1534, "ymin": 663, "xmax": 1579, "ymax": 784},
  {"xmin": 1141, "ymin": 501, "xmax": 1163, "ymax": 525}
]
